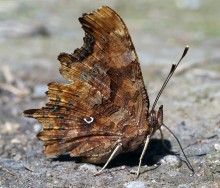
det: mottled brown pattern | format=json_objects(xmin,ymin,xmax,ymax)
[{"xmin": 24, "ymin": 6, "xmax": 151, "ymax": 164}]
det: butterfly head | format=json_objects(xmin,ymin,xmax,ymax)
[{"xmin": 149, "ymin": 105, "xmax": 163, "ymax": 135}]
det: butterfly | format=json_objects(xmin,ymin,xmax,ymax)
[{"xmin": 23, "ymin": 6, "xmax": 190, "ymax": 177}]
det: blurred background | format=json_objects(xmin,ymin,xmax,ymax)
[{"xmin": 0, "ymin": 0, "xmax": 219, "ymax": 187}]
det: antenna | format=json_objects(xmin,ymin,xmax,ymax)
[{"xmin": 151, "ymin": 46, "xmax": 189, "ymax": 111}]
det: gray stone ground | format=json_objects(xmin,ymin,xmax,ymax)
[{"xmin": 0, "ymin": 1, "xmax": 220, "ymax": 187}]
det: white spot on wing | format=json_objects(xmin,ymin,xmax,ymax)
[{"xmin": 83, "ymin": 117, "xmax": 94, "ymax": 124}]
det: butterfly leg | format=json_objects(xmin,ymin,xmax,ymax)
[
  {"xmin": 135, "ymin": 134, "xmax": 150, "ymax": 178},
  {"xmin": 94, "ymin": 142, "xmax": 122, "ymax": 176},
  {"xmin": 159, "ymin": 128, "xmax": 170, "ymax": 151}
]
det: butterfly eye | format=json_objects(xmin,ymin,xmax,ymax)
[{"xmin": 83, "ymin": 117, "xmax": 94, "ymax": 124}]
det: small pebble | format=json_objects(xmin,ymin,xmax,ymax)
[
  {"xmin": 53, "ymin": 180, "xmax": 59, "ymax": 184},
  {"xmin": 124, "ymin": 181, "xmax": 147, "ymax": 188},
  {"xmin": 78, "ymin": 164, "xmax": 97, "ymax": 173},
  {"xmin": 11, "ymin": 138, "xmax": 21, "ymax": 144},
  {"xmin": 178, "ymin": 183, "xmax": 193, "ymax": 188},
  {"xmin": 14, "ymin": 154, "xmax": 22, "ymax": 161},
  {"xmin": 120, "ymin": 165, "xmax": 126, "ymax": 170},
  {"xmin": 33, "ymin": 123, "xmax": 42, "ymax": 133},
  {"xmin": 160, "ymin": 155, "xmax": 181, "ymax": 167},
  {"xmin": 1, "ymin": 122, "xmax": 20, "ymax": 134},
  {"xmin": 213, "ymin": 143, "xmax": 220, "ymax": 151}
]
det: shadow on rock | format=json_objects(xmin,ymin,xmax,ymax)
[
  {"xmin": 52, "ymin": 154, "xmax": 78, "ymax": 162},
  {"xmin": 51, "ymin": 138, "xmax": 175, "ymax": 169},
  {"xmin": 107, "ymin": 138, "xmax": 173, "ymax": 168}
]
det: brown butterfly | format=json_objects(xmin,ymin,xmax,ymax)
[{"xmin": 24, "ymin": 6, "xmax": 190, "ymax": 177}]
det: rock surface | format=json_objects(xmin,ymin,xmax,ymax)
[{"xmin": 0, "ymin": 1, "xmax": 220, "ymax": 187}]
